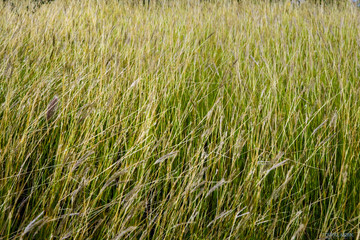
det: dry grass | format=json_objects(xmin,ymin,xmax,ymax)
[{"xmin": 0, "ymin": 0, "xmax": 359, "ymax": 239}]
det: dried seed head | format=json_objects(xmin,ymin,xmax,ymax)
[{"xmin": 46, "ymin": 95, "xmax": 59, "ymax": 121}]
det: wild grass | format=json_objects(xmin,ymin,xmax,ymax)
[{"xmin": 0, "ymin": 0, "xmax": 359, "ymax": 239}]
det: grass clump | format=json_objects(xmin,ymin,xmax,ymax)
[{"xmin": 0, "ymin": 0, "xmax": 359, "ymax": 239}]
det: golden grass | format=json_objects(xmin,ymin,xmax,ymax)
[{"xmin": 0, "ymin": 0, "xmax": 359, "ymax": 239}]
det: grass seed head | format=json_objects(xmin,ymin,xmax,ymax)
[{"xmin": 46, "ymin": 95, "xmax": 59, "ymax": 121}]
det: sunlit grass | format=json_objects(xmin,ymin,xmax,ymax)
[{"xmin": 0, "ymin": 0, "xmax": 359, "ymax": 239}]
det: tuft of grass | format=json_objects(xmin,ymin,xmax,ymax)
[{"xmin": 0, "ymin": 0, "xmax": 359, "ymax": 239}]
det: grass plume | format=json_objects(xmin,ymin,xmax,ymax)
[{"xmin": 46, "ymin": 95, "xmax": 58, "ymax": 121}]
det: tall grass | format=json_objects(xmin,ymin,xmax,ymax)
[{"xmin": 0, "ymin": 0, "xmax": 359, "ymax": 239}]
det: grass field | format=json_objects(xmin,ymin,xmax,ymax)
[{"xmin": 0, "ymin": 0, "xmax": 360, "ymax": 239}]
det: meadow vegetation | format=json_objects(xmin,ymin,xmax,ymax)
[{"xmin": 0, "ymin": 0, "xmax": 359, "ymax": 239}]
